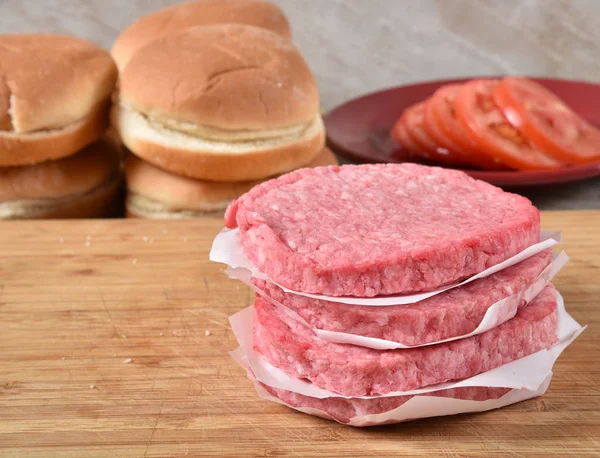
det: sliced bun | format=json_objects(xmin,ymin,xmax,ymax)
[
  {"xmin": 125, "ymin": 147, "xmax": 338, "ymax": 218},
  {"xmin": 0, "ymin": 138, "xmax": 123, "ymax": 219},
  {"xmin": 0, "ymin": 174, "xmax": 122, "ymax": 219},
  {"xmin": 113, "ymin": 104, "xmax": 324, "ymax": 181},
  {"xmin": 111, "ymin": 0, "xmax": 291, "ymax": 71},
  {"xmin": 0, "ymin": 34, "xmax": 117, "ymax": 164},
  {"xmin": 119, "ymin": 24, "xmax": 317, "ymax": 131},
  {"xmin": 0, "ymin": 101, "xmax": 110, "ymax": 166},
  {"xmin": 114, "ymin": 24, "xmax": 323, "ymax": 181},
  {"xmin": 0, "ymin": 34, "xmax": 116, "ymax": 132},
  {"xmin": 303, "ymin": 147, "xmax": 339, "ymax": 168}
]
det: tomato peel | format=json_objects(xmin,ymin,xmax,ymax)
[
  {"xmin": 455, "ymin": 79, "xmax": 563, "ymax": 171},
  {"xmin": 494, "ymin": 78, "xmax": 600, "ymax": 164},
  {"xmin": 429, "ymin": 84, "xmax": 506, "ymax": 170}
]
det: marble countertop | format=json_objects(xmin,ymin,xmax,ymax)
[{"xmin": 0, "ymin": 0, "xmax": 598, "ymax": 209}]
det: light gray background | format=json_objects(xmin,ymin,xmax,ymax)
[{"xmin": 1, "ymin": 0, "xmax": 598, "ymax": 209}]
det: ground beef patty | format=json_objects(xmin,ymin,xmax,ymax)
[
  {"xmin": 253, "ymin": 284, "xmax": 559, "ymax": 397},
  {"xmin": 262, "ymin": 383, "xmax": 511, "ymax": 424},
  {"xmin": 253, "ymin": 249, "xmax": 553, "ymax": 345},
  {"xmin": 225, "ymin": 164, "xmax": 540, "ymax": 297}
]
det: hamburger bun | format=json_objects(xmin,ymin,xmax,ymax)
[
  {"xmin": 111, "ymin": 0, "xmax": 291, "ymax": 71},
  {"xmin": 125, "ymin": 147, "xmax": 338, "ymax": 218},
  {"xmin": 0, "ymin": 139, "xmax": 123, "ymax": 219},
  {"xmin": 113, "ymin": 24, "xmax": 324, "ymax": 182},
  {"xmin": 0, "ymin": 34, "xmax": 117, "ymax": 166}
]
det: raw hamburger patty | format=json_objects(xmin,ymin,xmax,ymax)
[
  {"xmin": 253, "ymin": 249, "xmax": 553, "ymax": 345},
  {"xmin": 225, "ymin": 164, "xmax": 540, "ymax": 297},
  {"xmin": 253, "ymin": 284, "xmax": 559, "ymax": 396},
  {"xmin": 262, "ymin": 383, "xmax": 511, "ymax": 424}
]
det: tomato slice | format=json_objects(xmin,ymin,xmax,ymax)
[
  {"xmin": 455, "ymin": 79, "xmax": 564, "ymax": 170},
  {"xmin": 402, "ymin": 103, "xmax": 463, "ymax": 166},
  {"xmin": 429, "ymin": 84, "xmax": 506, "ymax": 170},
  {"xmin": 423, "ymin": 96, "xmax": 468, "ymax": 165},
  {"xmin": 493, "ymin": 77, "xmax": 600, "ymax": 164},
  {"xmin": 391, "ymin": 116, "xmax": 419, "ymax": 156}
]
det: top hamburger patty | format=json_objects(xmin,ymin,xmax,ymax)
[{"xmin": 225, "ymin": 163, "xmax": 540, "ymax": 297}]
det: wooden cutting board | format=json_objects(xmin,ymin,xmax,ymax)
[{"xmin": 1, "ymin": 211, "xmax": 599, "ymax": 457}]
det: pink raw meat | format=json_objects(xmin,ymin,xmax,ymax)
[
  {"xmin": 225, "ymin": 164, "xmax": 540, "ymax": 297},
  {"xmin": 262, "ymin": 382, "xmax": 511, "ymax": 424},
  {"xmin": 253, "ymin": 284, "xmax": 559, "ymax": 396},
  {"xmin": 253, "ymin": 249, "xmax": 553, "ymax": 345}
]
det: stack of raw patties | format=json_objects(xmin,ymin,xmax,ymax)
[
  {"xmin": 110, "ymin": 0, "xmax": 336, "ymax": 219},
  {"xmin": 211, "ymin": 163, "xmax": 583, "ymax": 426},
  {"xmin": 0, "ymin": 34, "xmax": 122, "ymax": 220}
]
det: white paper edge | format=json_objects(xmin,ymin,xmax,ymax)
[
  {"xmin": 211, "ymin": 228, "xmax": 562, "ymax": 306},
  {"xmin": 312, "ymin": 251, "xmax": 569, "ymax": 349},
  {"xmin": 231, "ymin": 250, "xmax": 567, "ymax": 349},
  {"xmin": 228, "ymin": 290, "xmax": 585, "ymax": 399},
  {"xmin": 251, "ymin": 371, "xmax": 553, "ymax": 427}
]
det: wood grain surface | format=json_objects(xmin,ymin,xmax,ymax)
[{"xmin": 0, "ymin": 212, "xmax": 599, "ymax": 457}]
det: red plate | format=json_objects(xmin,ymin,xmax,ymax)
[{"xmin": 325, "ymin": 77, "xmax": 600, "ymax": 186}]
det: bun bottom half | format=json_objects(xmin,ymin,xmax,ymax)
[
  {"xmin": 125, "ymin": 147, "xmax": 338, "ymax": 219},
  {"xmin": 0, "ymin": 173, "xmax": 123, "ymax": 220},
  {"xmin": 0, "ymin": 101, "xmax": 110, "ymax": 166},
  {"xmin": 113, "ymin": 104, "xmax": 325, "ymax": 182},
  {"xmin": 0, "ymin": 138, "xmax": 123, "ymax": 219}
]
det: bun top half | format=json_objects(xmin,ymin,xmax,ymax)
[
  {"xmin": 111, "ymin": 0, "xmax": 291, "ymax": 71},
  {"xmin": 0, "ymin": 34, "xmax": 117, "ymax": 134},
  {"xmin": 118, "ymin": 24, "xmax": 319, "ymax": 132}
]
